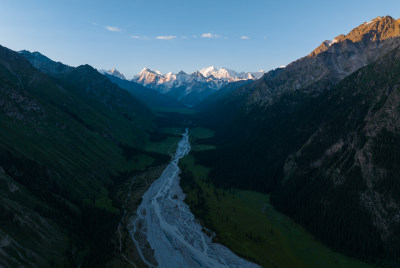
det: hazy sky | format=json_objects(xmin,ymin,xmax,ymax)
[{"xmin": 1, "ymin": 0, "xmax": 400, "ymax": 78}]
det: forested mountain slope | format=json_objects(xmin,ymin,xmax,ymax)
[
  {"xmin": 272, "ymin": 45, "xmax": 400, "ymax": 264},
  {"xmin": 194, "ymin": 16, "xmax": 400, "ymax": 265},
  {"xmin": 0, "ymin": 45, "xmax": 164, "ymax": 267}
]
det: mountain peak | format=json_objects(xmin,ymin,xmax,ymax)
[
  {"xmin": 140, "ymin": 67, "xmax": 150, "ymax": 73},
  {"xmin": 109, "ymin": 68, "xmax": 126, "ymax": 80},
  {"xmin": 205, "ymin": 66, "xmax": 216, "ymax": 70},
  {"xmin": 309, "ymin": 15, "xmax": 400, "ymax": 57},
  {"xmin": 98, "ymin": 68, "xmax": 126, "ymax": 80},
  {"xmin": 139, "ymin": 67, "xmax": 162, "ymax": 75},
  {"xmin": 199, "ymin": 66, "xmax": 217, "ymax": 77},
  {"xmin": 18, "ymin": 50, "xmax": 72, "ymax": 74},
  {"xmin": 346, "ymin": 15, "xmax": 400, "ymax": 43}
]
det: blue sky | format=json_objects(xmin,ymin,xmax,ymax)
[{"xmin": 1, "ymin": 0, "xmax": 400, "ymax": 78}]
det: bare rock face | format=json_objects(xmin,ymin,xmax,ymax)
[{"xmin": 239, "ymin": 16, "xmax": 400, "ymax": 108}]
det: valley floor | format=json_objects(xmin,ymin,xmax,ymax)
[
  {"xmin": 107, "ymin": 127, "xmax": 184, "ymax": 267},
  {"xmin": 179, "ymin": 127, "xmax": 375, "ymax": 268}
]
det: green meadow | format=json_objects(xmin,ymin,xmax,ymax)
[{"xmin": 145, "ymin": 127, "xmax": 184, "ymax": 155}]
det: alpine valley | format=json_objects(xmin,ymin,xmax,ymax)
[{"xmin": 1, "ymin": 11, "xmax": 400, "ymax": 268}]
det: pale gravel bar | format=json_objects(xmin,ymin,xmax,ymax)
[{"xmin": 128, "ymin": 129, "xmax": 260, "ymax": 268}]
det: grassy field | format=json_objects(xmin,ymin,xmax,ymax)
[
  {"xmin": 145, "ymin": 127, "xmax": 184, "ymax": 156},
  {"xmin": 189, "ymin": 127, "xmax": 215, "ymax": 139},
  {"xmin": 179, "ymin": 128, "xmax": 374, "ymax": 268},
  {"xmin": 188, "ymin": 127, "xmax": 216, "ymax": 151}
]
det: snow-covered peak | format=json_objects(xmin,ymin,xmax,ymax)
[
  {"xmin": 132, "ymin": 66, "xmax": 266, "ymax": 91},
  {"xmin": 199, "ymin": 66, "xmax": 264, "ymax": 81},
  {"xmin": 139, "ymin": 67, "xmax": 162, "ymax": 75},
  {"xmin": 214, "ymin": 68, "xmax": 239, "ymax": 79},
  {"xmin": 199, "ymin": 66, "xmax": 241, "ymax": 80},
  {"xmin": 139, "ymin": 67, "xmax": 150, "ymax": 73},
  {"xmin": 199, "ymin": 66, "xmax": 217, "ymax": 77},
  {"xmin": 109, "ymin": 68, "xmax": 126, "ymax": 80},
  {"xmin": 98, "ymin": 68, "xmax": 126, "ymax": 80},
  {"xmin": 133, "ymin": 67, "xmax": 165, "ymax": 85}
]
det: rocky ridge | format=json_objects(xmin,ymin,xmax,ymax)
[{"xmin": 238, "ymin": 16, "xmax": 400, "ymax": 108}]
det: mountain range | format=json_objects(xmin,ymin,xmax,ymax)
[
  {"xmin": 101, "ymin": 66, "xmax": 264, "ymax": 105},
  {"xmin": 132, "ymin": 66, "xmax": 264, "ymax": 89}
]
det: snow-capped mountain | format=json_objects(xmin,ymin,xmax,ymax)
[
  {"xmin": 98, "ymin": 68, "xmax": 126, "ymax": 80},
  {"xmin": 132, "ymin": 66, "xmax": 264, "ymax": 91},
  {"xmin": 99, "ymin": 66, "xmax": 264, "ymax": 105},
  {"xmin": 130, "ymin": 66, "xmax": 264, "ymax": 105},
  {"xmin": 199, "ymin": 66, "xmax": 264, "ymax": 81}
]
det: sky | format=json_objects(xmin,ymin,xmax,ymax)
[{"xmin": 1, "ymin": 0, "xmax": 400, "ymax": 79}]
